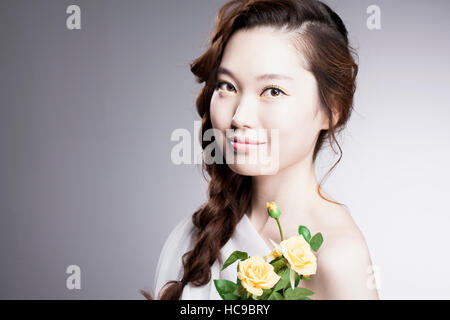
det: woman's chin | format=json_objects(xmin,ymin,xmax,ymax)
[{"xmin": 227, "ymin": 162, "xmax": 279, "ymax": 176}]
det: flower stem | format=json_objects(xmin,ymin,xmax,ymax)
[{"xmin": 276, "ymin": 218, "xmax": 284, "ymax": 241}]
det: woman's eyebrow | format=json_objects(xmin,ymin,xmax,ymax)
[
  {"xmin": 217, "ymin": 66, "xmax": 294, "ymax": 82},
  {"xmin": 256, "ymin": 73, "xmax": 294, "ymax": 81}
]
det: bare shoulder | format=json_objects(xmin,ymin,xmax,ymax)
[
  {"xmin": 309, "ymin": 195, "xmax": 379, "ymax": 299},
  {"xmin": 315, "ymin": 200, "xmax": 369, "ymax": 264}
]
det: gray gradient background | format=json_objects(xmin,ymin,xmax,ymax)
[{"xmin": 1, "ymin": 0, "xmax": 449, "ymax": 299}]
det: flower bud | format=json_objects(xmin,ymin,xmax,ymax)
[{"xmin": 266, "ymin": 201, "xmax": 281, "ymax": 219}]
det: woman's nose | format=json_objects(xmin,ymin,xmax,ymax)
[{"xmin": 231, "ymin": 97, "xmax": 257, "ymax": 129}]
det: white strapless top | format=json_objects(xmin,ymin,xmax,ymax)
[{"xmin": 152, "ymin": 213, "xmax": 272, "ymax": 300}]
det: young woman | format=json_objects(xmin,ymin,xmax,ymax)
[{"xmin": 145, "ymin": 0, "xmax": 379, "ymax": 300}]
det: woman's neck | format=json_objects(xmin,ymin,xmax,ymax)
[{"xmin": 249, "ymin": 157, "xmax": 320, "ymax": 228}]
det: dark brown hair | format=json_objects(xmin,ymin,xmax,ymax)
[{"xmin": 141, "ymin": 0, "xmax": 358, "ymax": 300}]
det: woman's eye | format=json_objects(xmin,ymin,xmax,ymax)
[
  {"xmin": 214, "ymin": 81, "xmax": 287, "ymax": 98},
  {"xmin": 261, "ymin": 87, "xmax": 286, "ymax": 98},
  {"xmin": 215, "ymin": 81, "xmax": 236, "ymax": 93}
]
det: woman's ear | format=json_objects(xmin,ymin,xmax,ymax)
[
  {"xmin": 327, "ymin": 98, "xmax": 341, "ymax": 130},
  {"xmin": 331, "ymin": 107, "xmax": 340, "ymax": 128},
  {"xmin": 320, "ymin": 104, "xmax": 339, "ymax": 131}
]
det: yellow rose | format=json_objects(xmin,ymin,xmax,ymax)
[
  {"xmin": 279, "ymin": 235, "xmax": 317, "ymax": 276},
  {"xmin": 237, "ymin": 256, "xmax": 281, "ymax": 296},
  {"xmin": 263, "ymin": 248, "xmax": 282, "ymax": 262}
]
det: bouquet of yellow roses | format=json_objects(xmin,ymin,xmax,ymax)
[{"xmin": 214, "ymin": 202, "xmax": 323, "ymax": 300}]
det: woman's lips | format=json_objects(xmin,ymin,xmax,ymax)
[
  {"xmin": 227, "ymin": 136, "xmax": 267, "ymax": 153},
  {"xmin": 232, "ymin": 136, "xmax": 266, "ymax": 144}
]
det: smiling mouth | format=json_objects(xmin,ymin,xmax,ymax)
[
  {"xmin": 229, "ymin": 136, "xmax": 266, "ymax": 145},
  {"xmin": 226, "ymin": 136, "xmax": 267, "ymax": 153}
]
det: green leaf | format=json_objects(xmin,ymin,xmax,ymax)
[
  {"xmin": 284, "ymin": 287, "xmax": 315, "ymax": 300},
  {"xmin": 270, "ymin": 257, "xmax": 287, "ymax": 273},
  {"xmin": 294, "ymin": 273, "xmax": 301, "ymax": 287},
  {"xmin": 273, "ymin": 268, "xmax": 290, "ymax": 292},
  {"xmin": 268, "ymin": 291, "xmax": 284, "ymax": 300},
  {"xmin": 222, "ymin": 293, "xmax": 239, "ymax": 300},
  {"xmin": 213, "ymin": 280, "xmax": 238, "ymax": 300},
  {"xmin": 298, "ymin": 225, "xmax": 311, "ymax": 243},
  {"xmin": 255, "ymin": 289, "xmax": 272, "ymax": 300},
  {"xmin": 221, "ymin": 250, "xmax": 248, "ymax": 271},
  {"xmin": 232, "ymin": 284, "xmax": 245, "ymax": 297},
  {"xmin": 237, "ymin": 285, "xmax": 250, "ymax": 300},
  {"xmin": 269, "ymin": 255, "xmax": 283, "ymax": 263},
  {"xmin": 310, "ymin": 233, "xmax": 323, "ymax": 252},
  {"xmin": 240, "ymin": 290, "xmax": 248, "ymax": 300}
]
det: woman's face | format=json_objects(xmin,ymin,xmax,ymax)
[{"xmin": 210, "ymin": 26, "xmax": 329, "ymax": 175}]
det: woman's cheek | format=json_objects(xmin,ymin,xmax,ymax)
[
  {"xmin": 209, "ymin": 103, "xmax": 223, "ymax": 131},
  {"xmin": 210, "ymin": 99, "xmax": 233, "ymax": 155},
  {"xmin": 266, "ymin": 109, "xmax": 315, "ymax": 168},
  {"xmin": 209, "ymin": 95, "xmax": 219, "ymax": 127},
  {"xmin": 262, "ymin": 105, "xmax": 298, "ymax": 144},
  {"xmin": 210, "ymin": 97, "xmax": 233, "ymax": 131}
]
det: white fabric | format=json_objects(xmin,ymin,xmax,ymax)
[{"xmin": 152, "ymin": 213, "xmax": 272, "ymax": 300}]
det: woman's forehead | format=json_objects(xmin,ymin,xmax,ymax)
[{"xmin": 220, "ymin": 27, "xmax": 309, "ymax": 80}]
